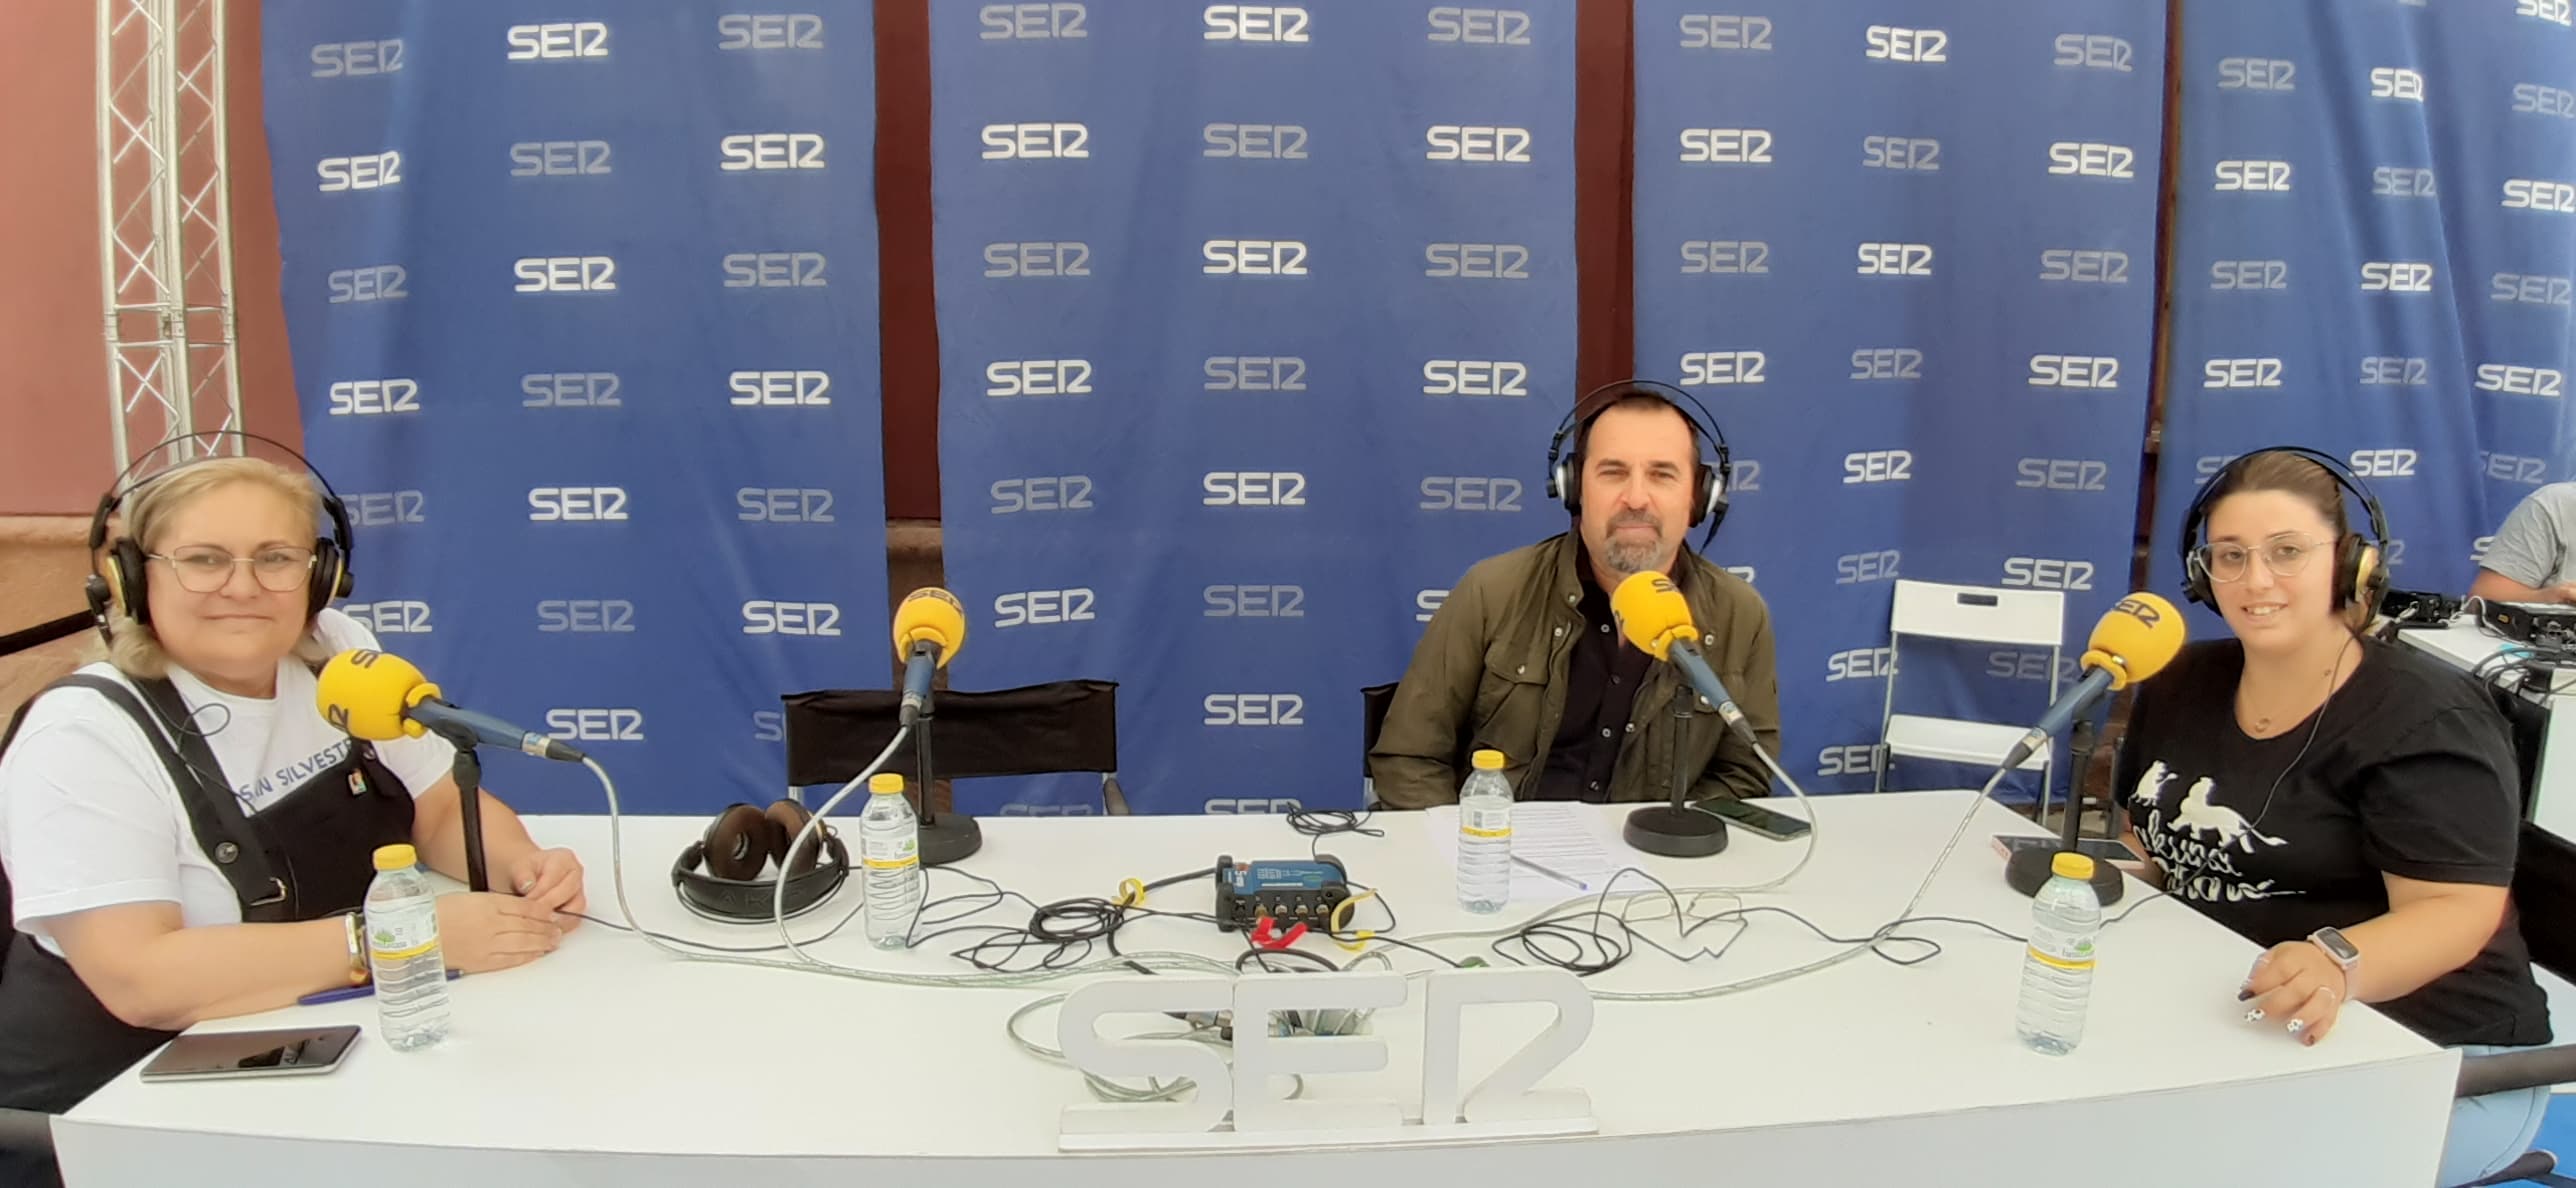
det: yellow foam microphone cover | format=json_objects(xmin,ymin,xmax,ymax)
[
  {"xmin": 892, "ymin": 587, "xmax": 967, "ymax": 666},
  {"xmin": 2081, "ymin": 592, "xmax": 2187, "ymax": 691},
  {"xmin": 316, "ymin": 649, "xmax": 439, "ymax": 741},
  {"xmin": 1610, "ymin": 571, "xmax": 1700, "ymax": 662}
]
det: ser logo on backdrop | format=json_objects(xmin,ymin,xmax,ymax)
[
  {"xmin": 1842, "ymin": 451, "xmax": 1912, "ymax": 484},
  {"xmin": 737, "ymin": 488, "xmax": 837, "ymax": 522},
  {"xmin": 2017, "ymin": 458, "xmax": 2109, "ymax": 491},
  {"xmin": 1204, "ymin": 694, "xmax": 1305, "ymax": 727},
  {"xmin": 2518, "ymin": 0, "xmax": 2573, "ymax": 27},
  {"xmin": 2348, "ymin": 449, "xmax": 2418, "ymax": 478},
  {"xmin": 1679, "ymin": 129, "xmax": 1773, "ymax": 165},
  {"xmin": 1205, "ymin": 123, "xmax": 1308, "ymax": 160},
  {"xmin": 1678, "ymin": 350, "xmax": 1766, "ymax": 385},
  {"xmin": 1836, "ymin": 549, "xmax": 1900, "ymax": 585},
  {"xmin": 2202, "ymin": 358, "xmax": 2285, "ymax": 389},
  {"xmin": 1426, "ymin": 125, "xmax": 1533, "ymax": 164},
  {"xmin": 327, "ymin": 265, "xmax": 407, "ymax": 304},
  {"xmin": 991, "ymin": 476, "xmax": 1094, "ymax": 513},
  {"xmin": 1427, "ymin": 243, "xmax": 1530, "ymax": 279},
  {"xmin": 1204, "ymin": 239, "xmax": 1309, "ymax": 275},
  {"xmin": 2359, "ymin": 261, "xmax": 2433, "ymax": 293},
  {"xmin": 317, "ymin": 151, "xmax": 401, "ymax": 192},
  {"xmin": 1818, "ymin": 745, "xmax": 1882, "ymax": 777},
  {"xmin": 995, "ymin": 589, "xmax": 1096, "ymax": 627},
  {"xmin": 2040, "ymin": 250, "xmax": 2128, "ymax": 284},
  {"xmin": 511, "ymin": 140, "xmax": 612, "ymax": 177},
  {"xmin": 1677, "ymin": 15, "xmax": 1771, "ymax": 51},
  {"xmin": 344, "ymin": 601, "xmax": 433, "ymax": 635},
  {"xmin": 2211, "ymin": 259, "xmax": 2289, "ymax": 291},
  {"xmin": 1422, "ymin": 360, "xmax": 1527, "ymax": 397},
  {"xmin": 2361, "ymin": 357, "xmax": 2430, "ymax": 387},
  {"xmin": 720, "ymin": 13, "xmax": 826, "ymax": 49},
  {"xmin": 2028, "ymin": 355, "xmax": 2119, "ymax": 390},
  {"xmin": 730, "ymin": 370, "xmax": 831, "ymax": 406},
  {"xmin": 976, "ymin": 5, "xmax": 1081, "ymax": 39},
  {"xmin": 2503, "ymin": 179, "xmax": 2576, "ymax": 212},
  {"xmin": 506, "ymin": 22, "xmax": 609, "ymax": 60},
  {"xmin": 2215, "ymin": 160, "xmax": 2292, "ymax": 192},
  {"xmin": 345, "ymin": 490, "xmax": 426, "ymax": 527},
  {"xmin": 2216, "ymin": 58, "xmax": 2295, "ymax": 91},
  {"xmin": 981, "ymin": 123, "xmax": 1088, "ymax": 160},
  {"xmin": 1204, "ymin": 5, "xmax": 1309, "ymax": 42},
  {"xmin": 1421, "ymin": 477, "xmax": 1521, "ymax": 511},
  {"xmin": 2487, "ymin": 452, "xmax": 2551, "ymax": 485},
  {"xmin": 2516, "ymin": 84, "xmax": 2576, "ymax": 118},
  {"xmin": 1205, "ymin": 585, "xmax": 1304, "ymax": 618},
  {"xmin": 514, "ymin": 256, "xmax": 617, "ymax": 293},
  {"xmin": 2368, "ymin": 68, "xmax": 2425, "ymax": 102},
  {"xmin": 1850, "ymin": 349, "xmax": 1922, "ymax": 381},
  {"xmin": 1826, "ymin": 647, "xmax": 1896, "ymax": 683},
  {"xmin": 1427, "ymin": 8, "xmax": 1531, "ymax": 44},
  {"xmin": 2374, "ymin": 167, "xmax": 2439, "ymax": 199},
  {"xmin": 1415, "ymin": 589, "xmax": 1447, "ymax": 622},
  {"xmin": 1206, "ymin": 357, "xmax": 1306, "ymax": 390},
  {"xmin": 311, "ymin": 39, "xmax": 404, "ymax": 76},
  {"xmin": 528, "ymin": 486, "xmax": 629, "ymax": 521},
  {"xmin": 2475, "ymin": 364, "xmax": 2566, "ymax": 397},
  {"xmin": 1203, "ymin": 472, "xmax": 1307, "ymax": 506},
  {"xmin": 327, "ymin": 378, "xmax": 419, "ymax": 416},
  {"xmin": 2054, "ymin": 34, "xmax": 2132, "ymax": 71},
  {"xmin": 986, "ymin": 242, "xmax": 1091, "ymax": 277},
  {"xmin": 1991, "ymin": 649, "xmax": 2080, "ymax": 683},
  {"xmin": 720, "ymin": 133, "xmax": 826, "ymax": 171},
  {"xmin": 2047, "ymin": 142, "xmax": 2136, "ymax": 180},
  {"xmin": 1680, "ymin": 240, "xmax": 1769, "ymax": 274},
  {"xmin": 723, "ymin": 252, "xmax": 827, "ymax": 288},
  {"xmin": 1861, "ymin": 136, "xmax": 1940, "ymax": 172},
  {"xmin": 2495, "ymin": 272, "xmax": 2574, "ymax": 306},
  {"xmin": 547, "ymin": 709, "xmax": 644, "ymax": 742},
  {"xmin": 742, "ymin": 601, "xmax": 841, "ymax": 636},
  {"xmin": 1863, "ymin": 25, "xmax": 1946, "ymax": 62},
  {"xmin": 1856, "ymin": 242, "xmax": 1933, "ymax": 277},
  {"xmin": 986, "ymin": 359, "xmax": 1092, "ymax": 396},
  {"xmin": 2004, "ymin": 558, "xmax": 2094, "ymax": 591},
  {"xmin": 524, "ymin": 372, "xmax": 619, "ymax": 408},
  {"xmin": 537, "ymin": 600, "xmax": 635, "ymax": 633}
]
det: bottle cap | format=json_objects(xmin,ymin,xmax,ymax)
[
  {"xmin": 373, "ymin": 843, "xmax": 418, "ymax": 872},
  {"xmin": 868, "ymin": 773, "xmax": 905, "ymax": 795},
  {"xmin": 2051, "ymin": 852, "xmax": 2096, "ymax": 881},
  {"xmin": 1472, "ymin": 749, "xmax": 1505, "ymax": 771}
]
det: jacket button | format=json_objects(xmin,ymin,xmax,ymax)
[
  {"xmin": 1516, "ymin": 665, "xmax": 1527, "ymax": 675},
  {"xmin": 1704, "ymin": 633, "xmax": 1717, "ymax": 646},
  {"xmin": 1625, "ymin": 723, "xmax": 1636, "ymax": 733},
  {"xmin": 214, "ymin": 841, "xmax": 238, "ymax": 864},
  {"xmin": 1600, "ymin": 728, "xmax": 1612, "ymax": 739},
  {"xmin": 1553, "ymin": 626, "xmax": 1564, "ymax": 638}
]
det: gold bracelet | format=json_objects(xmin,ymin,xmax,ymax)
[{"xmin": 342, "ymin": 911, "xmax": 371, "ymax": 986}]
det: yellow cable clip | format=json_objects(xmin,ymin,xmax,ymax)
[
  {"xmin": 1331, "ymin": 890, "xmax": 1378, "ymax": 952},
  {"xmin": 1114, "ymin": 878, "xmax": 1147, "ymax": 908}
]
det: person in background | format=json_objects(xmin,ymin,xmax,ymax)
[
  {"xmin": 1370, "ymin": 381, "xmax": 1781, "ymax": 808},
  {"xmin": 0, "ymin": 456, "xmax": 585, "ymax": 1186},
  {"xmin": 2471, "ymin": 480, "xmax": 2576, "ymax": 606},
  {"xmin": 2115, "ymin": 448, "xmax": 2550, "ymax": 1187}
]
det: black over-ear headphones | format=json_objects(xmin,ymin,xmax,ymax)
[
  {"xmin": 2177, "ymin": 445, "xmax": 2389, "ymax": 612},
  {"xmin": 1544, "ymin": 379, "xmax": 1734, "ymax": 541},
  {"xmin": 672, "ymin": 798, "xmax": 851, "ymax": 922},
  {"xmin": 85, "ymin": 431, "xmax": 355, "ymax": 641}
]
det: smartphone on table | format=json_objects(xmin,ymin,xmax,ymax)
[
  {"xmin": 139, "ymin": 1025, "xmax": 360, "ymax": 1083},
  {"xmin": 1688, "ymin": 796, "xmax": 1813, "ymax": 842}
]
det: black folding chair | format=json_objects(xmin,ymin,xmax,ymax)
[
  {"xmin": 2451, "ymin": 820, "xmax": 2576, "ymax": 1187},
  {"xmin": 780, "ymin": 679, "xmax": 1127, "ymax": 822},
  {"xmin": 1360, "ymin": 682, "xmax": 1398, "ymax": 807}
]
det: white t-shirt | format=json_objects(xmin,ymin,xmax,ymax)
[{"xmin": 0, "ymin": 609, "xmax": 455, "ymax": 954}]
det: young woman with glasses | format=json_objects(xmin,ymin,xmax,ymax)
[{"xmin": 2113, "ymin": 448, "xmax": 2550, "ymax": 1186}]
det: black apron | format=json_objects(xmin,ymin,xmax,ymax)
[{"xmin": 0, "ymin": 673, "xmax": 416, "ymax": 1118}]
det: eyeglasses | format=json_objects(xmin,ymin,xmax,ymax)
[
  {"xmin": 2192, "ymin": 535, "xmax": 2328, "ymax": 583},
  {"xmin": 149, "ymin": 545, "xmax": 316, "ymax": 593}
]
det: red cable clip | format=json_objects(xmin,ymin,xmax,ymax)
[{"xmin": 1250, "ymin": 916, "xmax": 1309, "ymax": 950}]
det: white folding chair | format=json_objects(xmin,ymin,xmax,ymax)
[{"xmin": 1875, "ymin": 580, "xmax": 2068, "ymax": 817}]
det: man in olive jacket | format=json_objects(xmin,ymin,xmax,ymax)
[{"xmin": 1369, "ymin": 388, "xmax": 1782, "ymax": 808}]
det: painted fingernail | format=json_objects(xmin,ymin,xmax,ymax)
[
  {"xmin": 2237, "ymin": 985, "xmax": 2254, "ymax": 1001},
  {"xmin": 2302, "ymin": 1032, "xmax": 2317, "ymax": 1047},
  {"xmin": 2286, "ymin": 1019, "xmax": 2305, "ymax": 1035},
  {"xmin": 2244, "ymin": 1008, "xmax": 2265, "ymax": 1023}
]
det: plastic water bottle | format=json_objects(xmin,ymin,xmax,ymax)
[
  {"xmin": 860, "ymin": 773, "xmax": 924, "ymax": 949},
  {"xmin": 2017, "ymin": 851, "xmax": 2102, "ymax": 1054},
  {"xmin": 363, "ymin": 843, "xmax": 450, "ymax": 1051},
  {"xmin": 1457, "ymin": 749, "xmax": 1513, "ymax": 914}
]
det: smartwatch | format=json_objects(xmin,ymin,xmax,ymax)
[{"xmin": 2307, "ymin": 926, "xmax": 2361, "ymax": 981}]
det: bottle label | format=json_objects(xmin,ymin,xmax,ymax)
[
  {"xmin": 863, "ymin": 830, "xmax": 920, "ymax": 871},
  {"xmin": 367, "ymin": 899, "xmax": 442, "ymax": 964},
  {"xmin": 1462, "ymin": 805, "xmax": 1512, "ymax": 840},
  {"xmin": 2026, "ymin": 919, "xmax": 2096, "ymax": 972}
]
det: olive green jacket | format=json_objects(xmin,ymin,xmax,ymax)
[{"xmin": 1368, "ymin": 533, "xmax": 1782, "ymax": 808}]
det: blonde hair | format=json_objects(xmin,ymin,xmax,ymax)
[{"xmin": 103, "ymin": 456, "xmax": 335, "ymax": 679}]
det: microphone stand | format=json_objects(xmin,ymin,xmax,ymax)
[
  {"xmin": 422, "ymin": 721, "xmax": 491, "ymax": 892},
  {"xmin": 911, "ymin": 698, "xmax": 983, "ymax": 866},
  {"xmin": 2004, "ymin": 714, "xmax": 2124, "ymax": 905},
  {"xmin": 1621, "ymin": 688, "xmax": 1729, "ymax": 857}
]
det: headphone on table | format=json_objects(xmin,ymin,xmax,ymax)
[
  {"xmin": 1544, "ymin": 379, "xmax": 1734, "ymax": 544},
  {"xmin": 84, "ymin": 430, "xmax": 355, "ymax": 641},
  {"xmin": 2177, "ymin": 445, "xmax": 2390, "ymax": 612},
  {"xmin": 672, "ymin": 799, "xmax": 851, "ymax": 923}
]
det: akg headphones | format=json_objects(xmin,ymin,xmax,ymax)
[
  {"xmin": 2178, "ymin": 445, "xmax": 2390, "ymax": 612},
  {"xmin": 1544, "ymin": 379, "xmax": 1734, "ymax": 543},
  {"xmin": 671, "ymin": 798, "xmax": 851, "ymax": 923},
  {"xmin": 84, "ymin": 430, "xmax": 355, "ymax": 639}
]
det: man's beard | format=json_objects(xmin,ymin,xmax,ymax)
[{"xmin": 1601, "ymin": 513, "xmax": 1664, "ymax": 575}]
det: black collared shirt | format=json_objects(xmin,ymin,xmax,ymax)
[{"xmin": 1535, "ymin": 552, "xmax": 1662, "ymax": 803}]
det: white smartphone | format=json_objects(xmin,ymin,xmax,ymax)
[{"xmin": 139, "ymin": 1025, "xmax": 359, "ymax": 1083}]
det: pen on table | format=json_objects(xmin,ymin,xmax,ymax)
[
  {"xmin": 1512, "ymin": 853, "xmax": 1588, "ymax": 891},
  {"xmin": 298, "ymin": 969, "xmax": 461, "ymax": 1006}
]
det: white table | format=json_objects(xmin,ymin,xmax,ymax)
[
  {"xmin": 54, "ymin": 791, "xmax": 2457, "ymax": 1187},
  {"xmin": 2398, "ymin": 619, "xmax": 2576, "ymax": 840}
]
